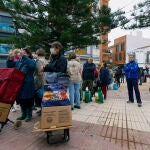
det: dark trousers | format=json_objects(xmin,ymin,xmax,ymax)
[
  {"xmin": 116, "ymin": 76, "xmax": 120, "ymax": 87},
  {"xmin": 120, "ymin": 75, "xmax": 125, "ymax": 83},
  {"xmin": 82, "ymin": 80, "xmax": 93, "ymax": 94},
  {"xmin": 126, "ymin": 78, "xmax": 142, "ymax": 104},
  {"xmin": 19, "ymin": 98, "xmax": 34, "ymax": 118}
]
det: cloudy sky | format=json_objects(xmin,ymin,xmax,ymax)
[{"xmin": 108, "ymin": 0, "xmax": 150, "ymax": 45}]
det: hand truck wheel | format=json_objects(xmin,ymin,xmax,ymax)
[
  {"xmin": 46, "ymin": 131, "xmax": 52, "ymax": 144},
  {"xmin": 14, "ymin": 120, "xmax": 22, "ymax": 130},
  {"xmin": 64, "ymin": 129, "xmax": 70, "ymax": 142}
]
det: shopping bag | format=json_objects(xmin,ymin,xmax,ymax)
[{"xmin": 0, "ymin": 68, "xmax": 25, "ymax": 104}]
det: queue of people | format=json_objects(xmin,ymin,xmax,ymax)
[{"xmin": 7, "ymin": 42, "xmax": 145, "ymax": 122}]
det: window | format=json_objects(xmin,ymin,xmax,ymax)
[
  {"xmin": 121, "ymin": 42, "xmax": 125, "ymax": 51},
  {"xmin": 115, "ymin": 54, "xmax": 118, "ymax": 61},
  {"xmin": 0, "ymin": 16, "xmax": 12, "ymax": 24},
  {"xmin": 0, "ymin": 23, "xmax": 15, "ymax": 32},
  {"xmin": 0, "ymin": 15, "xmax": 14, "ymax": 32},
  {"xmin": 0, "ymin": 44, "xmax": 10, "ymax": 53},
  {"xmin": 119, "ymin": 53, "xmax": 122, "ymax": 60},
  {"xmin": 116, "ymin": 44, "xmax": 119, "ymax": 52}
]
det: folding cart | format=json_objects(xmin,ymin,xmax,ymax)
[{"xmin": 0, "ymin": 68, "xmax": 25, "ymax": 131}]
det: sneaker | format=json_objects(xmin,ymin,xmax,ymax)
[
  {"xmin": 17, "ymin": 116, "xmax": 26, "ymax": 120},
  {"xmin": 74, "ymin": 105, "xmax": 81, "ymax": 109},
  {"xmin": 138, "ymin": 103, "xmax": 142, "ymax": 107},
  {"xmin": 11, "ymin": 107, "xmax": 16, "ymax": 112},
  {"xmin": 32, "ymin": 107, "xmax": 37, "ymax": 111},
  {"xmin": 25, "ymin": 117, "xmax": 32, "ymax": 122},
  {"xmin": 36, "ymin": 110, "xmax": 41, "ymax": 116},
  {"xmin": 127, "ymin": 101, "xmax": 134, "ymax": 103}
]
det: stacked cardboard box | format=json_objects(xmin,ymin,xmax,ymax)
[
  {"xmin": 40, "ymin": 84, "xmax": 72, "ymax": 129},
  {"xmin": 0, "ymin": 102, "xmax": 11, "ymax": 122}
]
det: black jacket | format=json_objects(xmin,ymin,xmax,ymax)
[
  {"xmin": 82, "ymin": 62, "xmax": 96, "ymax": 80},
  {"xmin": 99, "ymin": 67, "xmax": 110, "ymax": 85},
  {"xmin": 44, "ymin": 52, "xmax": 67, "ymax": 73}
]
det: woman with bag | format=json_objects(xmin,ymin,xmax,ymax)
[
  {"xmin": 34, "ymin": 49, "xmax": 47, "ymax": 115},
  {"xmin": 67, "ymin": 53, "xmax": 82, "ymax": 110},
  {"xmin": 7, "ymin": 48, "xmax": 36, "ymax": 122}
]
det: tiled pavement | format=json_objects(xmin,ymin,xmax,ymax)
[{"xmin": 0, "ymin": 83, "xmax": 150, "ymax": 150}]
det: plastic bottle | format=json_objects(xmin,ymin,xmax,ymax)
[
  {"xmin": 85, "ymin": 87, "xmax": 91, "ymax": 103},
  {"xmin": 97, "ymin": 87, "xmax": 104, "ymax": 103},
  {"xmin": 95, "ymin": 93, "xmax": 99, "ymax": 103}
]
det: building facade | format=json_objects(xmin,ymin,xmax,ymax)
[
  {"xmin": 0, "ymin": 10, "xmax": 14, "ymax": 67},
  {"xmin": 131, "ymin": 45, "xmax": 150, "ymax": 68},
  {"xmin": 112, "ymin": 31, "xmax": 150, "ymax": 65},
  {"xmin": 0, "ymin": 10, "xmax": 14, "ymax": 53},
  {"xmin": 113, "ymin": 35, "xmax": 126, "ymax": 65}
]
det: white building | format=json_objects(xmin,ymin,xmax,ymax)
[
  {"xmin": 126, "ymin": 31, "xmax": 150, "ymax": 63},
  {"xmin": 111, "ymin": 31, "xmax": 150, "ymax": 65},
  {"xmin": 131, "ymin": 45, "xmax": 150, "ymax": 68}
]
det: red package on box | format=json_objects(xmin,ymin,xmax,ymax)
[{"xmin": 0, "ymin": 68, "xmax": 25, "ymax": 104}]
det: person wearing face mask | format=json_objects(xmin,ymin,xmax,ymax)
[
  {"xmin": 43, "ymin": 41, "xmax": 67, "ymax": 73},
  {"xmin": 7, "ymin": 47, "xmax": 36, "ymax": 121},
  {"xmin": 124, "ymin": 54, "xmax": 142, "ymax": 107}
]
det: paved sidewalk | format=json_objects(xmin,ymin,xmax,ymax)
[{"xmin": 0, "ymin": 83, "xmax": 150, "ymax": 150}]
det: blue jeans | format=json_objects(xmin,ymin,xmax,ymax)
[{"xmin": 69, "ymin": 82, "xmax": 80, "ymax": 108}]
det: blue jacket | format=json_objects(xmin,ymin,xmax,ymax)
[
  {"xmin": 82, "ymin": 63, "xmax": 96, "ymax": 80},
  {"xmin": 7, "ymin": 56, "xmax": 36, "ymax": 99},
  {"xmin": 99, "ymin": 67, "xmax": 110, "ymax": 85},
  {"xmin": 123, "ymin": 61, "xmax": 139, "ymax": 79}
]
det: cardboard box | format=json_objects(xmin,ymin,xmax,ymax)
[
  {"xmin": 0, "ymin": 103, "xmax": 11, "ymax": 122},
  {"xmin": 41, "ymin": 106, "xmax": 72, "ymax": 129}
]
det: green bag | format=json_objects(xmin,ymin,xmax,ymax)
[
  {"xmin": 97, "ymin": 87, "xmax": 104, "ymax": 103},
  {"xmin": 85, "ymin": 90, "xmax": 91, "ymax": 103}
]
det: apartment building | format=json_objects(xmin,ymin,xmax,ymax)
[
  {"xmin": 0, "ymin": 10, "xmax": 14, "ymax": 67},
  {"xmin": 112, "ymin": 31, "xmax": 150, "ymax": 65}
]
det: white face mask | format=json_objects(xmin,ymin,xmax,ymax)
[{"xmin": 50, "ymin": 48, "xmax": 56, "ymax": 55}]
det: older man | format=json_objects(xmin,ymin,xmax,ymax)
[
  {"xmin": 82, "ymin": 58, "xmax": 96, "ymax": 95},
  {"xmin": 124, "ymin": 55, "xmax": 142, "ymax": 107}
]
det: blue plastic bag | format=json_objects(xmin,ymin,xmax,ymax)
[{"xmin": 113, "ymin": 83, "xmax": 118, "ymax": 90}]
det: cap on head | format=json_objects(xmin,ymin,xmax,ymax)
[{"xmin": 50, "ymin": 41, "xmax": 63, "ymax": 50}]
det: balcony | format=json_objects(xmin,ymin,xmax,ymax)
[{"xmin": 0, "ymin": 23, "xmax": 15, "ymax": 34}]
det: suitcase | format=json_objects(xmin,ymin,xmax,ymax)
[{"xmin": 0, "ymin": 68, "xmax": 25, "ymax": 104}]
